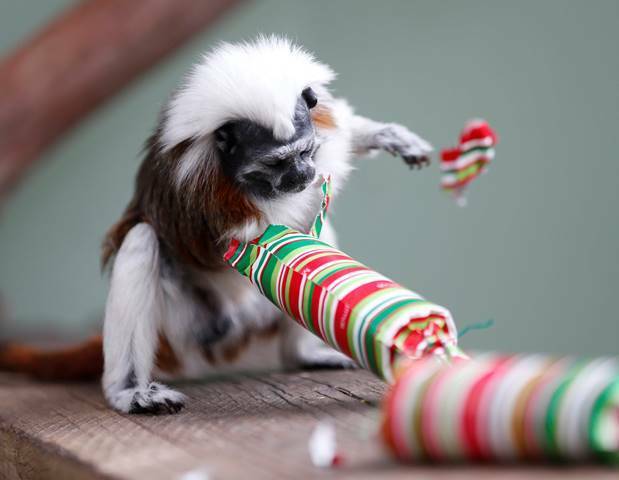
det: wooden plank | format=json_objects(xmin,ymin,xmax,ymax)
[
  {"xmin": 0, "ymin": 0, "xmax": 245, "ymax": 200},
  {"xmin": 0, "ymin": 371, "xmax": 616, "ymax": 479}
]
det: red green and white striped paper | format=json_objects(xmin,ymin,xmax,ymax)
[
  {"xmin": 224, "ymin": 179, "xmax": 461, "ymax": 382},
  {"xmin": 382, "ymin": 354, "xmax": 619, "ymax": 463},
  {"xmin": 441, "ymin": 119, "xmax": 497, "ymax": 204}
]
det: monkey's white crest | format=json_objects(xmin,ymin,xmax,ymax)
[{"xmin": 161, "ymin": 35, "xmax": 336, "ymax": 149}]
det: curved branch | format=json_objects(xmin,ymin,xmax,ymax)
[{"xmin": 0, "ymin": 0, "xmax": 245, "ymax": 200}]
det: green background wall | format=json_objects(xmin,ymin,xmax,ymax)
[{"xmin": 1, "ymin": 1, "xmax": 618, "ymax": 354}]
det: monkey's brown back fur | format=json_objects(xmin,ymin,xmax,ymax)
[{"xmin": 101, "ymin": 134, "xmax": 261, "ymax": 272}]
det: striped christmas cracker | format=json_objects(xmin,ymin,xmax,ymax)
[
  {"xmin": 382, "ymin": 354, "xmax": 619, "ymax": 464},
  {"xmin": 224, "ymin": 178, "xmax": 462, "ymax": 382}
]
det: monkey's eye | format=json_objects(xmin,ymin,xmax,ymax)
[
  {"xmin": 302, "ymin": 87, "xmax": 318, "ymax": 109},
  {"xmin": 214, "ymin": 123, "xmax": 237, "ymax": 154},
  {"xmin": 262, "ymin": 156, "xmax": 287, "ymax": 168}
]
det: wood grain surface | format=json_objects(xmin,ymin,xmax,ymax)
[{"xmin": 0, "ymin": 370, "xmax": 616, "ymax": 480}]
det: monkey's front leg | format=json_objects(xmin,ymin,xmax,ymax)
[
  {"xmin": 102, "ymin": 223, "xmax": 185, "ymax": 414},
  {"xmin": 350, "ymin": 115, "xmax": 433, "ymax": 168}
]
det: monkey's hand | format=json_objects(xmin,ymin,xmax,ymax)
[{"xmin": 374, "ymin": 123, "xmax": 433, "ymax": 169}]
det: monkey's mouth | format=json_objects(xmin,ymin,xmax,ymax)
[
  {"xmin": 242, "ymin": 167, "xmax": 316, "ymax": 198},
  {"xmin": 280, "ymin": 182, "xmax": 310, "ymax": 194},
  {"xmin": 276, "ymin": 171, "xmax": 316, "ymax": 194}
]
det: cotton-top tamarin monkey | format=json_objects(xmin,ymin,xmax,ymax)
[{"xmin": 0, "ymin": 36, "xmax": 432, "ymax": 414}]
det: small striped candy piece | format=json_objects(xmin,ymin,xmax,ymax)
[
  {"xmin": 440, "ymin": 119, "xmax": 497, "ymax": 205},
  {"xmin": 224, "ymin": 178, "xmax": 462, "ymax": 382}
]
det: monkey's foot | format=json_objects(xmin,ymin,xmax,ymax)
[
  {"xmin": 294, "ymin": 346, "xmax": 358, "ymax": 370},
  {"xmin": 107, "ymin": 382, "xmax": 186, "ymax": 414},
  {"xmin": 376, "ymin": 123, "xmax": 433, "ymax": 169}
]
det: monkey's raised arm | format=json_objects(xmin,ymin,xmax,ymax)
[{"xmin": 349, "ymin": 115, "xmax": 433, "ymax": 169}]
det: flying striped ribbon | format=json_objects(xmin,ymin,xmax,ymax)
[{"xmin": 441, "ymin": 119, "xmax": 497, "ymax": 205}]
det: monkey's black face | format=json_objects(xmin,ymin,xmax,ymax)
[{"xmin": 215, "ymin": 88, "xmax": 319, "ymax": 199}]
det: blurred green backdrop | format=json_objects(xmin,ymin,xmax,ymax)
[{"xmin": 1, "ymin": 0, "xmax": 618, "ymax": 354}]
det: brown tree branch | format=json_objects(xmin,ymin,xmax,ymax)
[{"xmin": 0, "ymin": 0, "xmax": 245, "ymax": 201}]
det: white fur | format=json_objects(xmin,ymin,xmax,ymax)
[
  {"xmin": 351, "ymin": 116, "xmax": 433, "ymax": 158},
  {"xmin": 103, "ymin": 223, "xmax": 160, "ymax": 391},
  {"xmin": 159, "ymin": 267, "xmax": 283, "ymax": 379},
  {"xmin": 162, "ymin": 35, "xmax": 335, "ymax": 151},
  {"xmin": 102, "ymin": 223, "xmax": 185, "ymax": 412},
  {"xmin": 174, "ymin": 140, "xmax": 212, "ymax": 190}
]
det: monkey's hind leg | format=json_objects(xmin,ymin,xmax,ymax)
[
  {"xmin": 280, "ymin": 320, "xmax": 357, "ymax": 369},
  {"xmin": 102, "ymin": 223, "xmax": 186, "ymax": 414}
]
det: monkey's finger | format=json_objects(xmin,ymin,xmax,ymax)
[
  {"xmin": 164, "ymin": 399, "xmax": 184, "ymax": 414},
  {"xmin": 403, "ymin": 155, "xmax": 430, "ymax": 169}
]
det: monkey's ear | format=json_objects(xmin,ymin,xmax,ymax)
[
  {"xmin": 302, "ymin": 87, "xmax": 318, "ymax": 109},
  {"xmin": 214, "ymin": 123, "xmax": 237, "ymax": 154}
]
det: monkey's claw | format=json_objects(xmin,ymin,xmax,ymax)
[
  {"xmin": 402, "ymin": 154, "xmax": 431, "ymax": 169},
  {"xmin": 108, "ymin": 382, "xmax": 187, "ymax": 415},
  {"xmin": 129, "ymin": 397, "xmax": 184, "ymax": 415}
]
